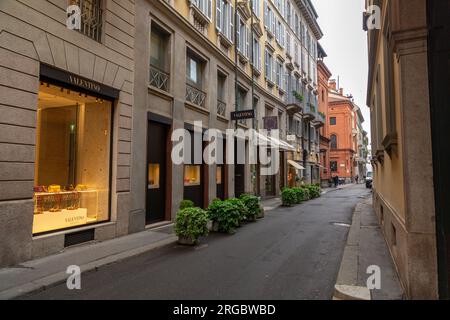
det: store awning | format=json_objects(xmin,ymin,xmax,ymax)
[
  {"xmin": 268, "ymin": 136, "xmax": 296, "ymax": 151},
  {"xmin": 253, "ymin": 132, "xmax": 295, "ymax": 151},
  {"xmin": 288, "ymin": 160, "xmax": 305, "ymax": 170}
]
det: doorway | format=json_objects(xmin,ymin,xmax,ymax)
[{"xmin": 146, "ymin": 121, "xmax": 168, "ymax": 224}]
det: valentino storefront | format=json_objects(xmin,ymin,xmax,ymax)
[{"xmin": 33, "ymin": 65, "xmax": 117, "ymax": 236}]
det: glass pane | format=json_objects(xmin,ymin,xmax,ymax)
[
  {"xmin": 33, "ymin": 82, "xmax": 111, "ymax": 234},
  {"xmin": 216, "ymin": 166, "xmax": 222, "ymax": 184},
  {"xmin": 184, "ymin": 165, "xmax": 201, "ymax": 186},
  {"xmin": 148, "ymin": 164, "xmax": 160, "ymax": 189}
]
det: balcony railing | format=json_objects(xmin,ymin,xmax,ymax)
[
  {"xmin": 149, "ymin": 65, "xmax": 169, "ymax": 92},
  {"xmin": 303, "ymin": 103, "xmax": 316, "ymax": 121},
  {"xmin": 217, "ymin": 99, "xmax": 226, "ymax": 117},
  {"xmin": 186, "ymin": 83, "xmax": 206, "ymax": 107}
]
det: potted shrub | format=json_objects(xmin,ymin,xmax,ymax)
[
  {"xmin": 240, "ymin": 194, "xmax": 261, "ymax": 221},
  {"xmin": 207, "ymin": 199, "xmax": 241, "ymax": 234},
  {"xmin": 175, "ymin": 207, "xmax": 209, "ymax": 245},
  {"xmin": 179, "ymin": 199, "xmax": 194, "ymax": 210},
  {"xmin": 226, "ymin": 198, "xmax": 249, "ymax": 226},
  {"xmin": 292, "ymin": 187, "xmax": 306, "ymax": 204},
  {"xmin": 305, "ymin": 184, "xmax": 321, "ymax": 198},
  {"xmin": 281, "ymin": 188, "xmax": 297, "ymax": 207}
]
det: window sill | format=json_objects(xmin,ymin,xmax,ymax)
[
  {"xmin": 217, "ymin": 114, "xmax": 229, "ymax": 123},
  {"xmin": 185, "ymin": 101, "xmax": 210, "ymax": 115},
  {"xmin": 148, "ymin": 85, "xmax": 173, "ymax": 101}
]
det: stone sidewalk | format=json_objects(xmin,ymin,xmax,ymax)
[
  {"xmin": 0, "ymin": 224, "xmax": 177, "ymax": 300},
  {"xmin": 334, "ymin": 195, "xmax": 404, "ymax": 300}
]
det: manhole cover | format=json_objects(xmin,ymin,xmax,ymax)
[{"xmin": 332, "ymin": 222, "xmax": 351, "ymax": 228}]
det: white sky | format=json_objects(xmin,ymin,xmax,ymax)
[{"xmin": 313, "ymin": 0, "xmax": 371, "ymax": 136}]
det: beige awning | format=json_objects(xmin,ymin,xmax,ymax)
[{"xmin": 288, "ymin": 160, "xmax": 305, "ymax": 170}]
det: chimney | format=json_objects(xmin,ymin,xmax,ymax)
[
  {"xmin": 329, "ymin": 79, "xmax": 336, "ymax": 91},
  {"xmin": 339, "ymin": 88, "xmax": 344, "ymax": 96}
]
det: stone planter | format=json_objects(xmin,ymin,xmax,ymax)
[
  {"xmin": 257, "ymin": 206, "xmax": 265, "ymax": 219},
  {"xmin": 246, "ymin": 215, "xmax": 257, "ymax": 222},
  {"xmin": 210, "ymin": 221, "xmax": 219, "ymax": 232},
  {"xmin": 178, "ymin": 236, "xmax": 196, "ymax": 246}
]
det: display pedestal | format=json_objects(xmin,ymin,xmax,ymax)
[{"xmin": 32, "ymin": 208, "xmax": 88, "ymax": 234}]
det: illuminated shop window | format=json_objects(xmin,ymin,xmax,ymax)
[
  {"xmin": 33, "ymin": 82, "xmax": 112, "ymax": 234},
  {"xmin": 148, "ymin": 164, "xmax": 160, "ymax": 189},
  {"xmin": 216, "ymin": 166, "xmax": 223, "ymax": 184},
  {"xmin": 184, "ymin": 165, "xmax": 201, "ymax": 186}
]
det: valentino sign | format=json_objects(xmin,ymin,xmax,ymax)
[
  {"xmin": 69, "ymin": 75, "xmax": 101, "ymax": 93},
  {"xmin": 39, "ymin": 64, "xmax": 120, "ymax": 99}
]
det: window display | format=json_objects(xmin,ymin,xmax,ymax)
[
  {"xmin": 33, "ymin": 82, "xmax": 112, "ymax": 234},
  {"xmin": 216, "ymin": 166, "xmax": 223, "ymax": 184},
  {"xmin": 184, "ymin": 165, "xmax": 201, "ymax": 186},
  {"xmin": 148, "ymin": 164, "xmax": 160, "ymax": 189}
]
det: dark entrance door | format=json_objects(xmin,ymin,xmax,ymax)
[
  {"xmin": 146, "ymin": 121, "xmax": 168, "ymax": 224},
  {"xmin": 183, "ymin": 130, "xmax": 205, "ymax": 208},
  {"xmin": 216, "ymin": 139, "xmax": 226, "ymax": 200},
  {"xmin": 234, "ymin": 138, "xmax": 245, "ymax": 198}
]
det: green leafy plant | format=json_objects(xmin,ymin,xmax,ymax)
[
  {"xmin": 292, "ymin": 90, "xmax": 304, "ymax": 103},
  {"xmin": 207, "ymin": 199, "xmax": 242, "ymax": 233},
  {"xmin": 175, "ymin": 207, "xmax": 209, "ymax": 244},
  {"xmin": 318, "ymin": 111, "xmax": 326, "ymax": 119},
  {"xmin": 292, "ymin": 187, "xmax": 308, "ymax": 204},
  {"xmin": 239, "ymin": 194, "xmax": 261, "ymax": 220},
  {"xmin": 305, "ymin": 184, "xmax": 321, "ymax": 198},
  {"xmin": 227, "ymin": 198, "xmax": 249, "ymax": 223},
  {"xmin": 179, "ymin": 199, "xmax": 194, "ymax": 210},
  {"xmin": 281, "ymin": 188, "xmax": 297, "ymax": 206}
]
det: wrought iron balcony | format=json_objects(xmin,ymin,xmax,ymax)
[
  {"xmin": 186, "ymin": 83, "xmax": 206, "ymax": 107},
  {"xmin": 217, "ymin": 99, "xmax": 226, "ymax": 117},
  {"xmin": 303, "ymin": 103, "xmax": 316, "ymax": 121},
  {"xmin": 286, "ymin": 91, "xmax": 304, "ymax": 115},
  {"xmin": 149, "ymin": 65, "xmax": 169, "ymax": 92}
]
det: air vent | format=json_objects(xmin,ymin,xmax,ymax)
[{"xmin": 64, "ymin": 229, "xmax": 95, "ymax": 247}]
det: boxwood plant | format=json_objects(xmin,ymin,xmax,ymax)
[{"xmin": 175, "ymin": 207, "xmax": 209, "ymax": 244}]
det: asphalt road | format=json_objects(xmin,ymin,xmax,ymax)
[{"xmin": 22, "ymin": 184, "xmax": 371, "ymax": 300}]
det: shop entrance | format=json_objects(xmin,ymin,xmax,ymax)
[
  {"xmin": 234, "ymin": 138, "xmax": 245, "ymax": 198},
  {"xmin": 183, "ymin": 129, "xmax": 206, "ymax": 208},
  {"xmin": 146, "ymin": 121, "xmax": 168, "ymax": 224}
]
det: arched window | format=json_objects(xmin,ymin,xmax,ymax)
[{"xmin": 330, "ymin": 134, "xmax": 338, "ymax": 149}]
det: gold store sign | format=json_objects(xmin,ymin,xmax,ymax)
[{"xmin": 69, "ymin": 75, "xmax": 101, "ymax": 93}]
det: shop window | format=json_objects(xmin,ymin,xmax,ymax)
[
  {"xmin": 184, "ymin": 165, "xmax": 201, "ymax": 186},
  {"xmin": 33, "ymin": 82, "xmax": 112, "ymax": 234},
  {"xmin": 330, "ymin": 117, "xmax": 336, "ymax": 125},
  {"xmin": 216, "ymin": 166, "xmax": 223, "ymax": 184},
  {"xmin": 148, "ymin": 164, "xmax": 160, "ymax": 189}
]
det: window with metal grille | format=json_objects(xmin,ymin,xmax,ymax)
[{"xmin": 72, "ymin": 0, "xmax": 103, "ymax": 42}]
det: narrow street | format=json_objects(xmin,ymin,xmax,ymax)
[{"xmin": 21, "ymin": 185, "xmax": 371, "ymax": 300}]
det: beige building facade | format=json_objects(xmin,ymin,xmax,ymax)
[
  {"xmin": 0, "ymin": 0, "xmax": 323, "ymax": 267},
  {"xmin": 0, "ymin": 0, "xmax": 135, "ymax": 267},
  {"xmin": 366, "ymin": 0, "xmax": 438, "ymax": 298}
]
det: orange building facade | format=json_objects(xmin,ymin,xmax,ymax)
[
  {"xmin": 327, "ymin": 84, "xmax": 357, "ymax": 182},
  {"xmin": 317, "ymin": 45, "xmax": 332, "ymax": 187}
]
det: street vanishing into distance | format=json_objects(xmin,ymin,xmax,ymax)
[{"xmin": 21, "ymin": 185, "xmax": 370, "ymax": 300}]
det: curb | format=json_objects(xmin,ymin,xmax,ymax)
[
  {"xmin": 333, "ymin": 196, "xmax": 372, "ymax": 300},
  {"xmin": 0, "ymin": 236, "xmax": 177, "ymax": 300}
]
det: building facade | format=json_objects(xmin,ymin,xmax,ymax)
[
  {"xmin": 0, "ymin": 0, "xmax": 324, "ymax": 266},
  {"xmin": 0, "ymin": 0, "xmax": 135, "ymax": 267},
  {"xmin": 327, "ymin": 83, "xmax": 358, "ymax": 182},
  {"xmin": 366, "ymin": 0, "xmax": 439, "ymax": 298},
  {"xmin": 317, "ymin": 44, "xmax": 331, "ymax": 187}
]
